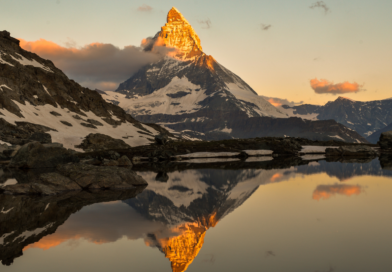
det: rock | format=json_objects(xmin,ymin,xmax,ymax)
[
  {"xmin": 8, "ymin": 142, "xmax": 79, "ymax": 169},
  {"xmin": 2, "ymin": 146, "xmax": 21, "ymax": 158},
  {"xmin": 326, "ymin": 145, "xmax": 378, "ymax": 157},
  {"xmin": 378, "ymin": 131, "xmax": 392, "ymax": 150},
  {"xmin": 57, "ymin": 163, "xmax": 147, "ymax": 189},
  {"xmin": 43, "ymin": 143, "xmax": 64, "ymax": 148},
  {"xmin": 75, "ymin": 133, "xmax": 131, "ymax": 151},
  {"xmin": 60, "ymin": 121, "xmax": 73, "ymax": 127},
  {"xmin": 80, "ymin": 122, "xmax": 97, "ymax": 129},
  {"xmin": 102, "ymin": 160, "xmax": 119, "ymax": 166},
  {"xmin": 155, "ymin": 134, "xmax": 169, "ymax": 145},
  {"xmin": 28, "ymin": 132, "xmax": 52, "ymax": 144},
  {"xmin": 49, "ymin": 111, "xmax": 62, "ymax": 117},
  {"xmin": 107, "ymin": 151, "xmax": 121, "ymax": 160},
  {"xmin": 117, "ymin": 155, "xmax": 132, "ymax": 166},
  {"xmin": 72, "ymin": 115, "xmax": 83, "ymax": 120},
  {"xmin": 0, "ymin": 143, "xmax": 9, "ymax": 153},
  {"xmin": 87, "ymin": 119, "xmax": 104, "ymax": 126}
]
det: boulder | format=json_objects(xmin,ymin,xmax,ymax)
[
  {"xmin": 326, "ymin": 145, "xmax": 378, "ymax": 157},
  {"xmin": 8, "ymin": 142, "xmax": 79, "ymax": 169},
  {"xmin": 75, "ymin": 133, "xmax": 131, "ymax": 151},
  {"xmin": 117, "ymin": 155, "xmax": 132, "ymax": 166},
  {"xmin": 378, "ymin": 131, "xmax": 392, "ymax": 150},
  {"xmin": 155, "ymin": 134, "xmax": 169, "ymax": 145},
  {"xmin": 28, "ymin": 132, "xmax": 52, "ymax": 144}
]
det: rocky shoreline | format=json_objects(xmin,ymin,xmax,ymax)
[{"xmin": 1, "ymin": 132, "xmax": 391, "ymax": 196}]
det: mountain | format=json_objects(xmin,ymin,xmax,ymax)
[
  {"xmin": 280, "ymin": 96, "xmax": 392, "ymax": 138},
  {"xmin": 101, "ymin": 7, "xmax": 366, "ymax": 143},
  {"xmin": 366, "ymin": 122, "xmax": 392, "ymax": 143},
  {"xmin": 0, "ymin": 31, "xmax": 170, "ymax": 149}
]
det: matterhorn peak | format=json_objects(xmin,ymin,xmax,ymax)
[{"xmin": 159, "ymin": 7, "xmax": 203, "ymax": 59}]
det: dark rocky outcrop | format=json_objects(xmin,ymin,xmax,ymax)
[
  {"xmin": 8, "ymin": 142, "xmax": 79, "ymax": 169},
  {"xmin": 155, "ymin": 134, "xmax": 169, "ymax": 145},
  {"xmin": 326, "ymin": 145, "xmax": 378, "ymax": 157},
  {"xmin": 27, "ymin": 132, "xmax": 52, "ymax": 144},
  {"xmin": 378, "ymin": 131, "xmax": 392, "ymax": 150},
  {"xmin": 75, "ymin": 133, "xmax": 131, "ymax": 151}
]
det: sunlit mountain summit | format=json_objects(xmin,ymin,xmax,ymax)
[{"xmin": 101, "ymin": 7, "xmax": 366, "ymax": 143}]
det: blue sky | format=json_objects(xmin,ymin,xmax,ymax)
[{"xmin": 1, "ymin": 0, "xmax": 391, "ymax": 104}]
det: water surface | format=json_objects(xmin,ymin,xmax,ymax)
[{"xmin": 1, "ymin": 159, "xmax": 392, "ymax": 272}]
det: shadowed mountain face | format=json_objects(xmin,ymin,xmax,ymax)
[
  {"xmin": 0, "ymin": 31, "xmax": 170, "ymax": 149},
  {"xmin": 99, "ymin": 8, "xmax": 365, "ymax": 143},
  {"xmin": 281, "ymin": 97, "xmax": 392, "ymax": 141}
]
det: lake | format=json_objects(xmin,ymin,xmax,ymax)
[{"xmin": 1, "ymin": 158, "xmax": 392, "ymax": 272}]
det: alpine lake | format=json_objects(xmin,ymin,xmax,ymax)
[{"xmin": 1, "ymin": 156, "xmax": 392, "ymax": 272}]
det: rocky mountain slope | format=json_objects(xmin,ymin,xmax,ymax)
[
  {"xmin": 280, "ymin": 97, "xmax": 392, "ymax": 139},
  {"xmin": 366, "ymin": 122, "xmax": 392, "ymax": 143},
  {"xmin": 0, "ymin": 31, "xmax": 170, "ymax": 150},
  {"xmin": 101, "ymin": 7, "xmax": 366, "ymax": 143}
]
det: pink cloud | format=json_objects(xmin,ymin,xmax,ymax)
[{"xmin": 310, "ymin": 78, "xmax": 364, "ymax": 95}]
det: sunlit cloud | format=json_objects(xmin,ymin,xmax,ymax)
[
  {"xmin": 313, "ymin": 184, "xmax": 362, "ymax": 200},
  {"xmin": 261, "ymin": 24, "xmax": 272, "ymax": 31},
  {"xmin": 137, "ymin": 4, "xmax": 153, "ymax": 12},
  {"xmin": 261, "ymin": 96, "xmax": 303, "ymax": 107},
  {"xmin": 198, "ymin": 19, "xmax": 212, "ymax": 29},
  {"xmin": 309, "ymin": 1, "xmax": 330, "ymax": 14},
  {"xmin": 19, "ymin": 38, "xmax": 165, "ymax": 91},
  {"xmin": 310, "ymin": 78, "xmax": 364, "ymax": 95}
]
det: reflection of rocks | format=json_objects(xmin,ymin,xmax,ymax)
[
  {"xmin": 1, "ymin": 164, "xmax": 147, "ymax": 195},
  {"xmin": 326, "ymin": 145, "xmax": 378, "ymax": 157},
  {"xmin": 379, "ymin": 155, "xmax": 392, "ymax": 171},
  {"xmin": 0, "ymin": 187, "xmax": 145, "ymax": 266},
  {"xmin": 378, "ymin": 131, "xmax": 392, "ymax": 150}
]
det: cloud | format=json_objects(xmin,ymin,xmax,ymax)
[
  {"xmin": 198, "ymin": 19, "xmax": 211, "ymax": 29},
  {"xmin": 261, "ymin": 24, "xmax": 272, "ymax": 31},
  {"xmin": 310, "ymin": 78, "xmax": 364, "ymax": 95},
  {"xmin": 261, "ymin": 96, "xmax": 303, "ymax": 107},
  {"xmin": 137, "ymin": 4, "xmax": 153, "ymax": 12},
  {"xmin": 309, "ymin": 1, "xmax": 330, "ymax": 14},
  {"xmin": 19, "ymin": 38, "xmax": 167, "ymax": 91},
  {"xmin": 313, "ymin": 184, "xmax": 362, "ymax": 200}
]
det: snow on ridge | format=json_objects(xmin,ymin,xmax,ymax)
[
  {"xmin": 0, "ymin": 84, "xmax": 12, "ymax": 91},
  {"xmin": 0, "ymin": 51, "xmax": 14, "ymax": 67},
  {"xmin": 102, "ymin": 76, "xmax": 207, "ymax": 117},
  {"xmin": 10, "ymin": 53, "xmax": 53, "ymax": 73},
  {"xmin": 0, "ymin": 179, "xmax": 17, "ymax": 187},
  {"xmin": 0, "ymin": 100, "xmax": 159, "ymax": 150}
]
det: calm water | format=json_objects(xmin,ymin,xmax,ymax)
[{"xmin": 1, "ymin": 159, "xmax": 392, "ymax": 272}]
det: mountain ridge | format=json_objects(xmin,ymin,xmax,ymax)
[
  {"xmin": 104, "ymin": 8, "xmax": 366, "ymax": 143},
  {"xmin": 0, "ymin": 30, "xmax": 171, "ymax": 149}
]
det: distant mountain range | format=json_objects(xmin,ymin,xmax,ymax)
[
  {"xmin": 280, "ymin": 96, "xmax": 392, "ymax": 143},
  {"xmin": 99, "ymin": 7, "xmax": 366, "ymax": 143}
]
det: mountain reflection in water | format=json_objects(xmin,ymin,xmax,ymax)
[{"xmin": 1, "ymin": 158, "xmax": 392, "ymax": 271}]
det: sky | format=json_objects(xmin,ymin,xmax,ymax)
[{"xmin": 1, "ymin": 0, "xmax": 391, "ymax": 105}]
